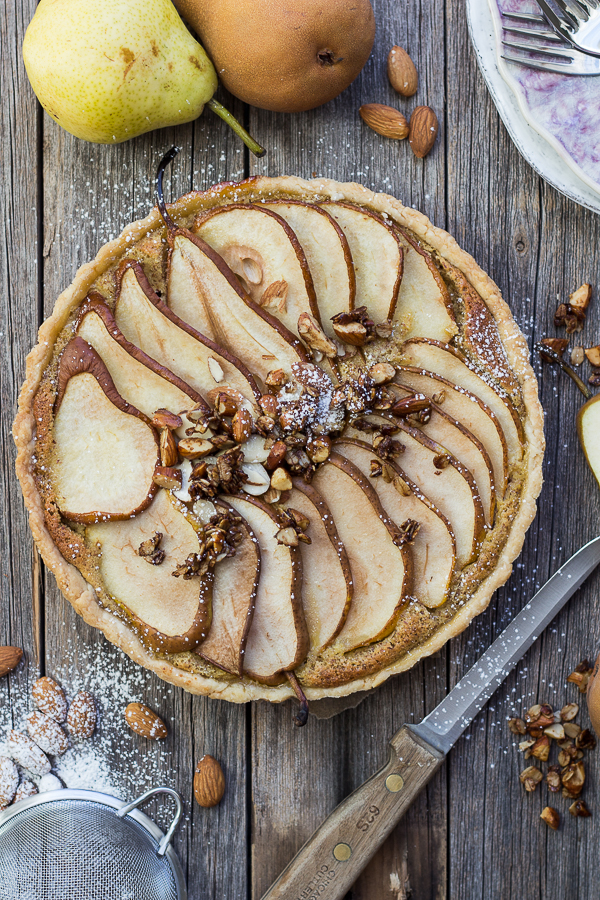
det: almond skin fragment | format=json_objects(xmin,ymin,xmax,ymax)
[
  {"xmin": 387, "ymin": 45, "xmax": 418, "ymax": 97},
  {"xmin": 359, "ymin": 104, "xmax": 409, "ymax": 141},
  {"xmin": 124, "ymin": 703, "xmax": 167, "ymax": 740},
  {"xmin": 194, "ymin": 755, "xmax": 225, "ymax": 808},
  {"xmin": 0, "ymin": 647, "xmax": 23, "ymax": 678},
  {"xmin": 408, "ymin": 106, "xmax": 439, "ymax": 159}
]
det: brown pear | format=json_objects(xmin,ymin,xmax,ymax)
[{"xmin": 172, "ymin": 0, "xmax": 376, "ymax": 112}]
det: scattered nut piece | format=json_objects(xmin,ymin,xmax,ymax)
[
  {"xmin": 260, "ymin": 280, "xmax": 288, "ymax": 312},
  {"xmin": 571, "ymin": 346, "xmax": 585, "ymax": 367},
  {"xmin": 160, "ymin": 428, "xmax": 179, "ymax": 467},
  {"xmin": 153, "ymin": 466, "xmax": 183, "ymax": 492},
  {"xmin": 567, "ymin": 660, "xmax": 593, "ymax": 692},
  {"xmin": 276, "ymin": 526, "xmax": 299, "ymax": 547},
  {"xmin": 137, "ymin": 532, "xmax": 165, "ymax": 565},
  {"xmin": 540, "ymin": 806, "xmax": 560, "ymax": 830},
  {"xmin": 588, "ymin": 370, "xmax": 600, "ymax": 387},
  {"xmin": 408, "ymin": 106, "xmax": 439, "ymax": 159},
  {"xmin": 67, "ymin": 690, "xmax": 97, "ymax": 740},
  {"xmin": 232, "ymin": 408, "xmax": 253, "ymax": 444},
  {"xmin": 560, "ymin": 703, "xmax": 579, "ymax": 722},
  {"xmin": 570, "ymin": 283, "xmax": 592, "ymax": 312},
  {"xmin": 520, "ymin": 765, "xmax": 543, "ymax": 791},
  {"xmin": 563, "ymin": 722, "xmax": 581, "ymax": 739},
  {"xmin": 585, "ymin": 346, "xmax": 600, "ymax": 367},
  {"xmin": 259, "ymin": 394, "xmax": 278, "ymax": 417},
  {"xmin": 271, "ymin": 467, "xmax": 293, "ymax": 492},
  {"xmin": 576, "ymin": 729, "xmax": 596, "ymax": 751},
  {"xmin": 540, "ymin": 337, "xmax": 569, "ymax": 357},
  {"xmin": 387, "ymin": 45, "xmax": 418, "ymax": 96},
  {"xmin": 207, "ymin": 357, "xmax": 224, "ymax": 384},
  {"xmin": 359, "ymin": 103, "xmax": 409, "ymax": 141},
  {"xmin": 368, "ymin": 362, "xmax": 396, "ymax": 385},
  {"xmin": 26, "ymin": 710, "xmax": 68, "ymax": 756},
  {"xmin": 265, "ymin": 441, "xmax": 287, "ymax": 471},
  {"xmin": 0, "ymin": 647, "xmax": 23, "ymax": 678},
  {"xmin": 543, "ymin": 723, "xmax": 565, "ymax": 741},
  {"xmin": 265, "ymin": 369, "xmax": 288, "ymax": 389},
  {"xmin": 526, "ymin": 704, "xmax": 542, "ymax": 724},
  {"xmin": 297, "ymin": 312, "xmax": 338, "ymax": 357},
  {"xmin": 0, "ymin": 756, "xmax": 19, "ymax": 810},
  {"xmin": 547, "ymin": 765, "xmax": 562, "ymax": 793},
  {"xmin": 562, "ymin": 760, "xmax": 585, "ymax": 795},
  {"xmin": 7, "ymin": 730, "xmax": 51, "ymax": 775},
  {"xmin": 32, "ymin": 676, "xmax": 67, "ymax": 723},
  {"xmin": 152, "ymin": 409, "xmax": 183, "ymax": 431},
  {"xmin": 178, "ymin": 438, "xmax": 214, "ymax": 460},
  {"xmin": 531, "ymin": 735, "xmax": 551, "ymax": 761},
  {"xmin": 391, "ymin": 393, "xmax": 431, "ymax": 418},
  {"xmin": 569, "ymin": 799, "xmax": 592, "ymax": 817},
  {"xmin": 194, "ymin": 755, "xmax": 225, "ymax": 808},
  {"xmin": 306, "ymin": 435, "xmax": 331, "ymax": 464},
  {"xmin": 124, "ymin": 703, "xmax": 167, "ymax": 740}
]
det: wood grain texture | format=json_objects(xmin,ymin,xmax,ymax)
[{"xmin": 2, "ymin": 0, "xmax": 600, "ymax": 898}]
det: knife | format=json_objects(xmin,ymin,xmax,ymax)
[{"xmin": 261, "ymin": 535, "xmax": 600, "ymax": 900}]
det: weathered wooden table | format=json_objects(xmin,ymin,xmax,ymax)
[{"xmin": 3, "ymin": 1, "xmax": 600, "ymax": 897}]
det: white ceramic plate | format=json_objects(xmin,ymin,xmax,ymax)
[{"xmin": 466, "ymin": 0, "xmax": 600, "ymax": 215}]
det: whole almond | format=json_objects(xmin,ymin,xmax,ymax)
[
  {"xmin": 0, "ymin": 646, "xmax": 23, "ymax": 677},
  {"xmin": 387, "ymin": 46, "xmax": 418, "ymax": 97},
  {"xmin": 67, "ymin": 690, "xmax": 97, "ymax": 740},
  {"xmin": 14, "ymin": 780, "xmax": 38, "ymax": 803},
  {"xmin": 124, "ymin": 702, "xmax": 167, "ymax": 740},
  {"xmin": 26, "ymin": 710, "xmax": 68, "ymax": 756},
  {"xmin": 0, "ymin": 756, "xmax": 19, "ymax": 809},
  {"xmin": 232, "ymin": 407, "xmax": 253, "ymax": 444},
  {"xmin": 359, "ymin": 104, "xmax": 409, "ymax": 141},
  {"xmin": 193, "ymin": 755, "xmax": 225, "ymax": 808},
  {"xmin": 409, "ymin": 106, "xmax": 439, "ymax": 158},
  {"xmin": 32, "ymin": 676, "xmax": 67, "ymax": 722},
  {"xmin": 7, "ymin": 730, "xmax": 51, "ymax": 775}
]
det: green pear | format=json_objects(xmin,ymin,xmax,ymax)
[{"xmin": 22, "ymin": 0, "xmax": 262, "ymax": 152}]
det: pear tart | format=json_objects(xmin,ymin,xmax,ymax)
[{"xmin": 14, "ymin": 176, "xmax": 544, "ymax": 703}]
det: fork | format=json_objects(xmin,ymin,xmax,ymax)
[
  {"xmin": 501, "ymin": 10, "xmax": 600, "ymax": 73},
  {"xmin": 535, "ymin": 0, "xmax": 600, "ymax": 57}
]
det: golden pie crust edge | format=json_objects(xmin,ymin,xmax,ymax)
[{"xmin": 13, "ymin": 175, "xmax": 545, "ymax": 703}]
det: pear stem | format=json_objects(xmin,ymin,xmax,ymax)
[
  {"xmin": 535, "ymin": 341, "xmax": 591, "ymax": 399},
  {"xmin": 208, "ymin": 98, "xmax": 266, "ymax": 158},
  {"xmin": 286, "ymin": 671, "xmax": 309, "ymax": 726},
  {"xmin": 155, "ymin": 147, "xmax": 180, "ymax": 236}
]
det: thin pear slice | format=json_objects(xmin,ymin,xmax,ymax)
[
  {"xmin": 165, "ymin": 231, "xmax": 308, "ymax": 380},
  {"xmin": 225, "ymin": 494, "xmax": 307, "ymax": 683},
  {"xmin": 195, "ymin": 500, "xmax": 259, "ymax": 676},
  {"xmin": 77, "ymin": 297, "xmax": 202, "ymax": 422},
  {"xmin": 287, "ymin": 481, "xmax": 353, "ymax": 651},
  {"xmin": 402, "ymin": 338, "xmax": 524, "ymax": 465},
  {"xmin": 87, "ymin": 490, "xmax": 211, "ymax": 654},
  {"xmin": 52, "ymin": 338, "xmax": 159, "ymax": 523},
  {"xmin": 193, "ymin": 204, "xmax": 321, "ymax": 340},
  {"xmin": 391, "ymin": 383, "xmax": 495, "ymax": 524},
  {"xmin": 114, "ymin": 261, "xmax": 261, "ymax": 410},
  {"xmin": 263, "ymin": 200, "xmax": 356, "ymax": 334},
  {"xmin": 578, "ymin": 394, "xmax": 600, "ymax": 488},
  {"xmin": 312, "ymin": 454, "xmax": 411, "ymax": 652},
  {"xmin": 393, "ymin": 227, "xmax": 457, "ymax": 343},
  {"xmin": 335, "ymin": 439, "xmax": 456, "ymax": 608},
  {"xmin": 395, "ymin": 365, "xmax": 508, "ymax": 496},
  {"xmin": 346, "ymin": 415, "xmax": 484, "ymax": 567},
  {"xmin": 318, "ymin": 201, "xmax": 403, "ymax": 322}
]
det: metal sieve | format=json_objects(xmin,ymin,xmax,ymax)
[{"xmin": 0, "ymin": 786, "xmax": 187, "ymax": 900}]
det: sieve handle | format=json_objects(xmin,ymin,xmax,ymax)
[{"xmin": 117, "ymin": 787, "xmax": 183, "ymax": 857}]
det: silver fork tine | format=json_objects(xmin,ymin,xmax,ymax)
[
  {"xmin": 503, "ymin": 11, "xmax": 547, "ymax": 23},
  {"xmin": 503, "ymin": 24, "xmax": 565, "ymax": 41},
  {"xmin": 552, "ymin": 0, "xmax": 581, "ymax": 27},
  {"xmin": 502, "ymin": 38, "xmax": 576, "ymax": 59},
  {"xmin": 565, "ymin": 0, "xmax": 591, "ymax": 18},
  {"xmin": 536, "ymin": 0, "xmax": 577, "ymax": 34},
  {"xmin": 501, "ymin": 50, "xmax": 574, "ymax": 72}
]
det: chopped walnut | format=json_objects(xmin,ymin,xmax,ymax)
[
  {"xmin": 540, "ymin": 807, "xmax": 560, "ymax": 830},
  {"xmin": 576, "ymin": 729, "xmax": 596, "ymax": 751},
  {"xmin": 373, "ymin": 434, "xmax": 405, "ymax": 459},
  {"xmin": 546, "ymin": 765, "xmax": 562, "ymax": 793},
  {"xmin": 508, "ymin": 717, "xmax": 527, "ymax": 735},
  {"xmin": 567, "ymin": 660, "xmax": 593, "ymax": 692},
  {"xmin": 172, "ymin": 511, "xmax": 243, "ymax": 579},
  {"xmin": 370, "ymin": 459, "xmax": 383, "ymax": 478},
  {"xmin": 540, "ymin": 337, "xmax": 569, "ymax": 357},
  {"xmin": 589, "ymin": 370, "xmax": 600, "ymax": 387},
  {"xmin": 396, "ymin": 519, "xmax": 420, "ymax": 545},
  {"xmin": 137, "ymin": 532, "xmax": 165, "ymax": 566},
  {"xmin": 331, "ymin": 306, "xmax": 376, "ymax": 346},
  {"xmin": 569, "ymin": 799, "xmax": 591, "ymax": 817},
  {"xmin": 520, "ymin": 766, "xmax": 543, "ymax": 791},
  {"xmin": 561, "ymin": 761, "xmax": 585, "ymax": 795}
]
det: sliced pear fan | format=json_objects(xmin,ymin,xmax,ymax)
[
  {"xmin": 312, "ymin": 454, "xmax": 411, "ymax": 653},
  {"xmin": 52, "ymin": 338, "xmax": 159, "ymax": 522},
  {"xmin": 263, "ymin": 200, "xmax": 356, "ymax": 335},
  {"xmin": 88, "ymin": 490, "xmax": 211, "ymax": 653},
  {"xmin": 115, "ymin": 262, "xmax": 261, "ymax": 411},
  {"xmin": 193, "ymin": 204, "xmax": 321, "ymax": 339}
]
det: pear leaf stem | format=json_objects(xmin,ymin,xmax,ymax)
[
  {"xmin": 155, "ymin": 147, "xmax": 180, "ymax": 236},
  {"xmin": 208, "ymin": 98, "xmax": 266, "ymax": 158},
  {"xmin": 535, "ymin": 341, "xmax": 591, "ymax": 399}
]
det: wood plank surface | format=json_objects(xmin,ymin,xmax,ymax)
[{"xmin": 2, "ymin": 0, "xmax": 600, "ymax": 898}]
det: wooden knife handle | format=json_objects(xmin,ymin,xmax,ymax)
[{"xmin": 260, "ymin": 725, "xmax": 445, "ymax": 900}]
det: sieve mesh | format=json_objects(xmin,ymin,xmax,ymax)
[{"xmin": 0, "ymin": 799, "xmax": 179, "ymax": 900}]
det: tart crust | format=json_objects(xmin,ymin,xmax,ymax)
[{"xmin": 13, "ymin": 176, "xmax": 544, "ymax": 703}]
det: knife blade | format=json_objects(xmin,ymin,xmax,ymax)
[{"xmin": 261, "ymin": 535, "xmax": 600, "ymax": 900}]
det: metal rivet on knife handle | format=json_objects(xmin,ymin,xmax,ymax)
[
  {"xmin": 333, "ymin": 843, "xmax": 352, "ymax": 862},
  {"xmin": 385, "ymin": 774, "xmax": 404, "ymax": 793}
]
